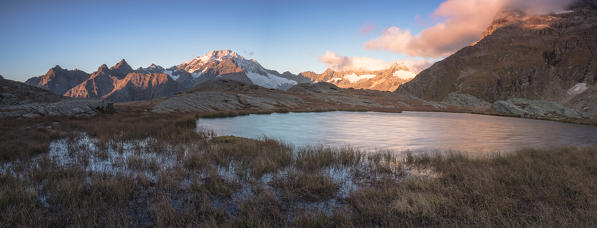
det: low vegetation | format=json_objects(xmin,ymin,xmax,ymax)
[{"xmin": 1, "ymin": 114, "xmax": 596, "ymax": 226}]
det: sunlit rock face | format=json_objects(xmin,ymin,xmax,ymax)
[
  {"xmin": 62, "ymin": 59, "xmax": 181, "ymax": 102},
  {"xmin": 397, "ymin": 1, "xmax": 597, "ymax": 115},
  {"xmin": 25, "ymin": 65, "xmax": 90, "ymax": 95},
  {"xmin": 300, "ymin": 64, "xmax": 416, "ymax": 92}
]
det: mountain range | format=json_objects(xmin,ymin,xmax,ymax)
[
  {"xmin": 24, "ymin": 50, "xmax": 418, "ymax": 102},
  {"xmin": 25, "ymin": 50, "xmax": 314, "ymax": 102}
]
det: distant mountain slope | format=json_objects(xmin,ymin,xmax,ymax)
[
  {"xmin": 397, "ymin": 1, "xmax": 597, "ymax": 114},
  {"xmin": 25, "ymin": 65, "xmax": 90, "ymax": 95},
  {"xmin": 1, "ymin": 75, "xmax": 61, "ymax": 105},
  {"xmin": 300, "ymin": 64, "xmax": 415, "ymax": 91}
]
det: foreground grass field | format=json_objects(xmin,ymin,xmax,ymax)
[{"xmin": 1, "ymin": 115, "xmax": 596, "ymax": 227}]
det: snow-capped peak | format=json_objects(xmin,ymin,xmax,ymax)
[
  {"xmin": 186, "ymin": 50, "xmax": 243, "ymax": 65},
  {"xmin": 205, "ymin": 49, "xmax": 241, "ymax": 60},
  {"xmin": 174, "ymin": 49, "xmax": 303, "ymax": 90},
  {"xmin": 179, "ymin": 49, "xmax": 266, "ymax": 74}
]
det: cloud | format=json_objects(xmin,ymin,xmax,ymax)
[
  {"xmin": 319, "ymin": 51, "xmax": 392, "ymax": 71},
  {"xmin": 398, "ymin": 58, "xmax": 434, "ymax": 73},
  {"xmin": 318, "ymin": 51, "xmax": 433, "ymax": 73},
  {"xmin": 365, "ymin": 0, "xmax": 577, "ymax": 58},
  {"xmin": 243, "ymin": 50, "xmax": 255, "ymax": 56},
  {"xmin": 359, "ymin": 23, "xmax": 377, "ymax": 34}
]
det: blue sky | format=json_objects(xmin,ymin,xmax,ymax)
[{"xmin": 0, "ymin": 0, "xmax": 444, "ymax": 81}]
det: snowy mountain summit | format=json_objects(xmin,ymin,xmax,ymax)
[{"xmin": 165, "ymin": 50, "xmax": 309, "ymax": 90}]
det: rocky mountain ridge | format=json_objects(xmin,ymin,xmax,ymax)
[
  {"xmin": 25, "ymin": 65, "xmax": 90, "ymax": 95},
  {"xmin": 62, "ymin": 59, "xmax": 180, "ymax": 102},
  {"xmin": 397, "ymin": 0, "xmax": 597, "ymax": 115}
]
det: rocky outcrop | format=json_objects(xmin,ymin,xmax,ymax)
[
  {"xmin": 442, "ymin": 93, "xmax": 490, "ymax": 108},
  {"xmin": 25, "ymin": 65, "xmax": 90, "ymax": 95},
  {"xmin": 152, "ymin": 80, "xmax": 304, "ymax": 113},
  {"xmin": 566, "ymin": 83, "xmax": 597, "ymax": 114},
  {"xmin": 0, "ymin": 99, "xmax": 112, "ymax": 119},
  {"xmin": 300, "ymin": 64, "xmax": 414, "ymax": 91},
  {"xmin": 492, "ymin": 98, "xmax": 587, "ymax": 119},
  {"xmin": 151, "ymin": 80, "xmax": 422, "ymax": 114},
  {"xmin": 397, "ymin": 1, "xmax": 597, "ymax": 116},
  {"xmin": 1, "ymin": 76, "xmax": 112, "ymax": 118}
]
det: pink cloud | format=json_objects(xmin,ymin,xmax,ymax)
[
  {"xmin": 319, "ymin": 51, "xmax": 391, "ymax": 71},
  {"xmin": 414, "ymin": 15, "xmax": 426, "ymax": 27},
  {"xmin": 318, "ymin": 51, "xmax": 433, "ymax": 73},
  {"xmin": 365, "ymin": 0, "xmax": 577, "ymax": 58},
  {"xmin": 359, "ymin": 23, "xmax": 377, "ymax": 35}
]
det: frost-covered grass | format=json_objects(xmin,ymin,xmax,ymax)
[
  {"xmin": 1, "ymin": 114, "xmax": 597, "ymax": 226},
  {"xmin": 0, "ymin": 133, "xmax": 405, "ymax": 226}
]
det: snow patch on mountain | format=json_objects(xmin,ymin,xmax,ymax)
[
  {"xmin": 246, "ymin": 72, "xmax": 297, "ymax": 89},
  {"xmin": 393, "ymin": 70, "xmax": 416, "ymax": 80},
  {"xmin": 192, "ymin": 71, "xmax": 203, "ymax": 79},
  {"xmin": 344, "ymin": 73, "xmax": 376, "ymax": 83},
  {"xmin": 327, "ymin": 78, "xmax": 343, "ymax": 83},
  {"xmin": 163, "ymin": 70, "xmax": 178, "ymax": 80},
  {"xmin": 234, "ymin": 58, "xmax": 264, "ymax": 73},
  {"xmin": 567, "ymin": 83, "xmax": 588, "ymax": 96}
]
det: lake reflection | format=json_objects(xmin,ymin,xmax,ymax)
[{"xmin": 197, "ymin": 111, "xmax": 597, "ymax": 154}]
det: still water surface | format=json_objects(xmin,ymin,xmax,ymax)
[{"xmin": 197, "ymin": 111, "xmax": 597, "ymax": 153}]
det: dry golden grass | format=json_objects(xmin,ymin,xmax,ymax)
[
  {"xmin": 0, "ymin": 117, "xmax": 61, "ymax": 161},
  {"xmin": 1, "ymin": 111, "xmax": 596, "ymax": 226},
  {"xmin": 271, "ymin": 171, "xmax": 339, "ymax": 202}
]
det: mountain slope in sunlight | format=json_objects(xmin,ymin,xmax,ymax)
[
  {"xmin": 25, "ymin": 65, "xmax": 90, "ymax": 95},
  {"xmin": 397, "ymin": 1, "xmax": 597, "ymax": 114},
  {"xmin": 63, "ymin": 60, "xmax": 180, "ymax": 102}
]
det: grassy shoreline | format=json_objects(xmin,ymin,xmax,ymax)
[
  {"xmin": 197, "ymin": 108, "xmax": 597, "ymax": 126},
  {"xmin": 1, "ymin": 113, "xmax": 596, "ymax": 226}
]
